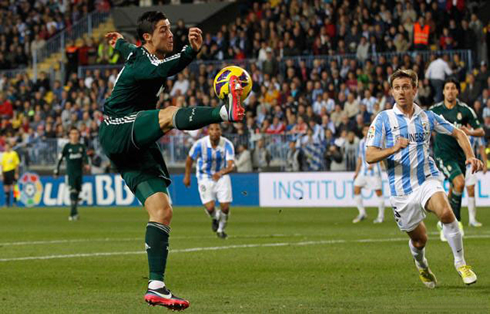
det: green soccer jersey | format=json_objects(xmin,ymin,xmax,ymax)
[
  {"xmin": 104, "ymin": 39, "xmax": 198, "ymax": 117},
  {"xmin": 430, "ymin": 100, "xmax": 481, "ymax": 161},
  {"xmin": 56, "ymin": 143, "xmax": 88, "ymax": 177}
]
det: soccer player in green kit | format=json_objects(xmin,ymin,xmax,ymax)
[
  {"xmin": 100, "ymin": 11, "xmax": 244, "ymax": 311},
  {"xmin": 54, "ymin": 127, "xmax": 90, "ymax": 221},
  {"xmin": 430, "ymin": 78, "xmax": 485, "ymax": 241}
]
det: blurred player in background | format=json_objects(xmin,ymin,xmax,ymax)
[
  {"xmin": 1, "ymin": 143, "xmax": 20, "ymax": 207},
  {"xmin": 184, "ymin": 124, "xmax": 235, "ymax": 239},
  {"xmin": 54, "ymin": 127, "xmax": 90, "ymax": 221},
  {"xmin": 100, "ymin": 11, "xmax": 244, "ymax": 310},
  {"xmin": 353, "ymin": 125, "xmax": 385, "ymax": 224},
  {"xmin": 464, "ymin": 136, "xmax": 487, "ymax": 227},
  {"xmin": 430, "ymin": 78, "xmax": 484, "ymax": 239},
  {"xmin": 366, "ymin": 69, "xmax": 483, "ymax": 288}
]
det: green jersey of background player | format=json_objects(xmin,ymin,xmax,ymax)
[
  {"xmin": 99, "ymin": 11, "xmax": 244, "ymax": 311},
  {"xmin": 430, "ymin": 78, "xmax": 485, "ymax": 237},
  {"xmin": 54, "ymin": 127, "xmax": 90, "ymax": 221}
]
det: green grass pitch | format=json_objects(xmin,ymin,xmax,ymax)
[{"xmin": 1, "ymin": 206, "xmax": 489, "ymax": 313}]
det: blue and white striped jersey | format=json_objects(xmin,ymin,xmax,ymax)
[
  {"xmin": 358, "ymin": 138, "xmax": 382, "ymax": 177},
  {"xmin": 366, "ymin": 104, "xmax": 454, "ymax": 197},
  {"xmin": 189, "ymin": 136, "xmax": 235, "ymax": 181}
]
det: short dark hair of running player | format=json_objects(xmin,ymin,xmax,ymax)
[
  {"xmin": 389, "ymin": 69, "xmax": 418, "ymax": 88},
  {"xmin": 69, "ymin": 127, "xmax": 80, "ymax": 142},
  {"xmin": 443, "ymin": 77, "xmax": 460, "ymax": 91},
  {"xmin": 137, "ymin": 11, "xmax": 168, "ymax": 43}
]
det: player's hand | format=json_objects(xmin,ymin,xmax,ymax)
[
  {"xmin": 367, "ymin": 164, "xmax": 373, "ymax": 170},
  {"xmin": 460, "ymin": 125, "xmax": 472, "ymax": 135},
  {"xmin": 84, "ymin": 165, "xmax": 91, "ymax": 173},
  {"xmin": 393, "ymin": 137, "xmax": 409, "ymax": 153},
  {"xmin": 465, "ymin": 157, "xmax": 484, "ymax": 174},
  {"xmin": 183, "ymin": 176, "xmax": 191, "ymax": 187},
  {"xmin": 212, "ymin": 172, "xmax": 221, "ymax": 182},
  {"xmin": 105, "ymin": 32, "xmax": 124, "ymax": 48},
  {"xmin": 188, "ymin": 27, "xmax": 202, "ymax": 52},
  {"xmin": 483, "ymin": 166, "xmax": 488, "ymax": 174}
]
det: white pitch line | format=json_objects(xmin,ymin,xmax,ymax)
[
  {"xmin": 1, "ymin": 234, "xmax": 489, "ymax": 263},
  {"xmin": 0, "ymin": 234, "xmax": 300, "ymax": 247}
]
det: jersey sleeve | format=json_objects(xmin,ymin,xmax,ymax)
[
  {"xmin": 366, "ymin": 113, "xmax": 385, "ymax": 148},
  {"xmin": 134, "ymin": 45, "xmax": 198, "ymax": 80},
  {"xmin": 224, "ymin": 141, "xmax": 235, "ymax": 162},
  {"xmin": 465, "ymin": 106, "xmax": 481, "ymax": 129},
  {"xmin": 188, "ymin": 141, "xmax": 201, "ymax": 160},
  {"xmin": 115, "ymin": 39, "xmax": 138, "ymax": 61},
  {"xmin": 429, "ymin": 111, "xmax": 454, "ymax": 135}
]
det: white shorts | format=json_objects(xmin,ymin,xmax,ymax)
[
  {"xmin": 465, "ymin": 167, "xmax": 477, "ymax": 186},
  {"xmin": 198, "ymin": 175, "xmax": 233, "ymax": 204},
  {"xmin": 354, "ymin": 174, "xmax": 382, "ymax": 190},
  {"xmin": 389, "ymin": 179, "xmax": 445, "ymax": 232}
]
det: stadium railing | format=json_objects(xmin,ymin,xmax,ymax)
[
  {"xmin": 32, "ymin": 10, "xmax": 111, "ymax": 80},
  {"xmin": 78, "ymin": 49, "xmax": 473, "ymax": 78}
]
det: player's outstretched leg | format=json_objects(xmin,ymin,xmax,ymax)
[
  {"xmin": 353, "ymin": 187, "xmax": 367, "ymax": 223},
  {"xmin": 142, "ymin": 189, "xmax": 189, "ymax": 311},
  {"xmin": 427, "ymin": 192, "xmax": 477, "ymax": 285},
  {"xmin": 407, "ymin": 224, "xmax": 436, "ymax": 288},
  {"xmin": 217, "ymin": 203, "xmax": 230, "ymax": 239},
  {"xmin": 172, "ymin": 75, "xmax": 244, "ymax": 131}
]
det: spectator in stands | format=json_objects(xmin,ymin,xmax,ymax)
[
  {"xmin": 413, "ymin": 16, "xmax": 430, "ymax": 50},
  {"xmin": 252, "ymin": 138, "xmax": 270, "ymax": 171},
  {"xmin": 425, "ymin": 56, "xmax": 453, "ymax": 103},
  {"xmin": 236, "ymin": 144, "xmax": 252, "ymax": 173},
  {"xmin": 285, "ymin": 140, "xmax": 301, "ymax": 172},
  {"xmin": 461, "ymin": 74, "xmax": 480, "ymax": 106}
]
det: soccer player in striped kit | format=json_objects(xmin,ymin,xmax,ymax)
[
  {"xmin": 184, "ymin": 124, "xmax": 235, "ymax": 239},
  {"xmin": 366, "ymin": 69, "xmax": 483, "ymax": 288},
  {"xmin": 352, "ymin": 125, "xmax": 385, "ymax": 224}
]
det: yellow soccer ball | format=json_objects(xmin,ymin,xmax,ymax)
[{"xmin": 213, "ymin": 65, "xmax": 252, "ymax": 102}]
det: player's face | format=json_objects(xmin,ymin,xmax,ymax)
[
  {"xmin": 208, "ymin": 124, "xmax": 221, "ymax": 142},
  {"xmin": 69, "ymin": 130, "xmax": 80, "ymax": 142},
  {"xmin": 391, "ymin": 77, "xmax": 417, "ymax": 107},
  {"xmin": 443, "ymin": 82, "xmax": 458, "ymax": 102},
  {"xmin": 151, "ymin": 19, "xmax": 173, "ymax": 54}
]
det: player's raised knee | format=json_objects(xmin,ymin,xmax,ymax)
[{"xmin": 439, "ymin": 205, "xmax": 456, "ymax": 224}]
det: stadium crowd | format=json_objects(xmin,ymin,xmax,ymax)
[{"xmin": 1, "ymin": 0, "xmax": 490, "ymax": 172}]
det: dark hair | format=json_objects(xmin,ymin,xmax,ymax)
[
  {"xmin": 389, "ymin": 69, "xmax": 418, "ymax": 88},
  {"xmin": 443, "ymin": 77, "xmax": 460, "ymax": 91},
  {"xmin": 69, "ymin": 126, "xmax": 79, "ymax": 134},
  {"xmin": 137, "ymin": 11, "xmax": 167, "ymax": 43}
]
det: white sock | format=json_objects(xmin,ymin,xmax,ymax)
[
  {"xmin": 468, "ymin": 197, "xmax": 476, "ymax": 223},
  {"xmin": 219, "ymin": 104, "xmax": 228, "ymax": 120},
  {"xmin": 409, "ymin": 240, "xmax": 428, "ymax": 269},
  {"xmin": 205, "ymin": 208, "xmax": 219, "ymax": 220},
  {"xmin": 217, "ymin": 212, "xmax": 228, "ymax": 233},
  {"xmin": 354, "ymin": 195, "xmax": 366, "ymax": 216},
  {"xmin": 377, "ymin": 195, "xmax": 385, "ymax": 219},
  {"xmin": 442, "ymin": 220, "xmax": 466, "ymax": 267},
  {"xmin": 148, "ymin": 280, "xmax": 165, "ymax": 289}
]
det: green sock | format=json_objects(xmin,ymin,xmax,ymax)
[
  {"xmin": 70, "ymin": 191, "xmax": 78, "ymax": 216},
  {"xmin": 173, "ymin": 106, "xmax": 224, "ymax": 130},
  {"xmin": 145, "ymin": 222, "xmax": 170, "ymax": 281},
  {"xmin": 449, "ymin": 190, "xmax": 462, "ymax": 221}
]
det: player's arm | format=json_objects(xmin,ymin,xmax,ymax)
[
  {"xmin": 366, "ymin": 139, "xmax": 408, "ymax": 164},
  {"xmin": 83, "ymin": 146, "xmax": 90, "ymax": 173},
  {"xmin": 184, "ymin": 141, "xmax": 201, "ymax": 187},
  {"xmin": 14, "ymin": 152, "xmax": 20, "ymax": 180},
  {"xmin": 461, "ymin": 107, "xmax": 484, "ymax": 137},
  {"xmin": 183, "ymin": 156, "xmax": 194, "ymax": 187},
  {"xmin": 106, "ymin": 32, "xmax": 137, "ymax": 60},
  {"xmin": 54, "ymin": 146, "xmax": 66, "ymax": 177},
  {"xmin": 364, "ymin": 113, "xmax": 407, "ymax": 164}
]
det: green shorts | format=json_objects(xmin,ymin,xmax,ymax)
[
  {"xmin": 435, "ymin": 156, "xmax": 466, "ymax": 183},
  {"xmin": 99, "ymin": 110, "xmax": 171, "ymax": 203},
  {"xmin": 67, "ymin": 174, "xmax": 82, "ymax": 192}
]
